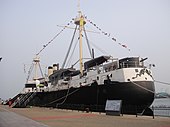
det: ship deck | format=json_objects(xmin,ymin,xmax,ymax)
[{"xmin": 0, "ymin": 104, "xmax": 170, "ymax": 127}]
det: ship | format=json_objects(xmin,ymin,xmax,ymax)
[{"xmin": 11, "ymin": 10, "xmax": 155, "ymax": 115}]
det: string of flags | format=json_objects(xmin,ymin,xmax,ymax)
[
  {"xmin": 84, "ymin": 16, "xmax": 130, "ymax": 51},
  {"xmin": 36, "ymin": 15, "xmax": 130, "ymax": 56},
  {"xmin": 36, "ymin": 20, "xmax": 74, "ymax": 56},
  {"xmin": 24, "ymin": 64, "xmax": 26, "ymax": 73}
]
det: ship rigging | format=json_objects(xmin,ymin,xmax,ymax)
[{"xmin": 11, "ymin": 4, "xmax": 156, "ymax": 116}]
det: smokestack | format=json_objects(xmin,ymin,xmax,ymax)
[
  {"xmin": 53, "ymin": 64, "xmax": 59, "ymax": 71},
  {"xmin": 48, "ymin": 66, "xmax": 53, "ymax": 77}
]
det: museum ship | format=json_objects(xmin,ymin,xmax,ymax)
[{"xmin": 11, "ymin": 10, "xmax": 155, "ymax": 115}]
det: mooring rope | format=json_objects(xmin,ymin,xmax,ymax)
[
  {"xmin": 154, "ymin": 80, "xmax": 170, "ymax": 86},
  {"xmin": 41, "ymin": 87, "xmax": 79, "ymax": 106},
  {"xmin": 129, "ymin": 80, "xmax": 155, "ymax": 93}
]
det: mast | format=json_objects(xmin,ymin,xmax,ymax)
[
  {"xmin": 74, "ymin": 11, "xmax": 86, "ymax": 75},
  {"xmin": 26, "ymin": 55, "xmax": 44, "ymax": 83},
  {"xmin": 33, "ymin": 55, "xmax": 40, "ymax": 80}
]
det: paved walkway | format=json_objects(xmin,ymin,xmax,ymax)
[
  {"xmin": 0, "ymin": 106, "xmax": 48, "ymax": 127},
  {"xmin": 0, "ymin": 105, "xmax": 170, "ymax": 127}
]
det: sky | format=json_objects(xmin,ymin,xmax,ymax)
[{"xmin": 0, "ymin": 0, "xmax": 170, "ymax": 100}]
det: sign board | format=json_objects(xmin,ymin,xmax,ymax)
[{"xmin": 105, "ymin": 100, "xmax": 122, "ymax": 116}]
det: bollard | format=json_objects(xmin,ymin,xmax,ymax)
[
  {"xmin": 152, "ymin": 106, "xmax": 154, "ymax": 119},
  {"xmin": 121, "ymin": 107, "xmax": 123, "ymax": 116},
  {"xmin": 136, "ymin": 106, "xmax": 138, "ymax": 117}
]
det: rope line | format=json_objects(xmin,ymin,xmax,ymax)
[
  {"xmin": 66, "ymin": 38, "xmax": 79, "ymax": 67},
  {"xmin": 84, "ymin": 16, "xmax": 130, "ymax": 51},
  {"xmin": 89, "ymin": 40, "xmax": 109, "ymax": 55},
  {"xmin": 36, "ymin": 20, "xmax": 74, "ymax": 56},
  {"xmin": 62, "ymin": 25, "xmax": 78, "ymax": 68},
  {"xmin": 41, "ymin": 83, "xmax": 91, "ymax": 106},
  {"xmin": 26, "ymin": 63, "xmax": 34, "ymax": 83},
  {"xmin": 56, "ymin": 87, "xmax": 70, "ymax": 106},
  {"xmin": 41, "ymin": 88, "xmax": 79, "ymax": 106},
  {"xmin": 41, "ymin": 79, "xmax": 157, "ymax": 106},
  {"xmin": 83, "ymin": 26, "xmax": 92, "ymax": 58},
  {"xmin": 38, "ymin": 62, "xmax": 45, "ymax": 80},
  {"xmin": 154, "ymin": 80, "xmax": 170, "ymax": 86},
  {"xmin": 130, "ymin": 80, "xmax": 155, "ymax": 93}
]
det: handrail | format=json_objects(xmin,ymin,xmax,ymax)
[
  {"xmin": 12, "ymin": 92, "xmax": 32, "ymax": 107},
  {"xmin": 24, "ymin": 92, "xmax": 36, "ymax": 106}
]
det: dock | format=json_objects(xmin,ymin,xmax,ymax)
[{"xmin": 0, "ymin": 105, "xmax": 170, "ymax": 127}]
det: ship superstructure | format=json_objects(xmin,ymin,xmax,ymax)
[{"xmin": 11, "ymin": 8, "xmax": 155, "ymax": 115}]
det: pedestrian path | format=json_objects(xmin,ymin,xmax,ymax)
[
  {"xmin": 0, "ymin": 106, "xmax": 49, "ymax": 127},
  {"xmin": 1, "ymin": 105, "xmax": 170, "ymax": 127}
]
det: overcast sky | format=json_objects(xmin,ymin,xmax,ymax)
[{"xmin": 0, "ymin": 0, "xmax": 170, "ymax": 100}]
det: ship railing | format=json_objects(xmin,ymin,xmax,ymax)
[
  {"xmin": 11, "ymin": 93, "xmax": 31, "ymax": 108},
  {"xmin": 151, "ymin": 106, "xmax": 170, "ymax": 117},
  {"xmin": 119, "ymin": 62, "xmax": 143, "ymax": 69},
  {"xmin": 19, "ymin": 92, "xmax": 32, "ymax": 107},
  {"xmin": 23, "ymin": 92, "xmax": 36, "ymax": 107},
  {"xmin": 11, "ymin": 94, "xmax": 23, "ymax": 107}
]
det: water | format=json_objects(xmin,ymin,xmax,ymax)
[{"xmin": 151, "ymin": 98, "xmax": 170, "ymax": 117}]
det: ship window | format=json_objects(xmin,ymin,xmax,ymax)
[
  {"xmin": 119, "ymin": 57, "xmax": 140, "ymax": 68},
  {"xmin": 97, "ymin": 76, "xmax": 99, "ymax": 80}
]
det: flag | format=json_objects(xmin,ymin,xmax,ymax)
[
  {"xmin": 122, "ymin": 45, "xmax": 127, "ymax": 48},
  {"xmin": 112, "ymin": 38, "xmax": 116, "ymax": 41},
  {"xmin": 24, "ymin": 64, "xmax": 26, "ymax": 73}
]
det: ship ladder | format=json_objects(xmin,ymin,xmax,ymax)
[
  {"xmin": 11, "ymin": 92, "xmax": 36, "ymax": 108},
  {"xmin": 11, "ymin": 94, "xmax": 29, "ymax": 108},
  {"xmin": 23, "ymin": 92, "xmax": 36, "ymax": 107}
]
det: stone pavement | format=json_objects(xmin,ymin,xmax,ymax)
[
  {"xmin": 0, "ymin": 105, "xmax": 170, "ymax": 127},
  {"xmin": 0, "ymin": 106, "xmax": 48, "ymax": 127}
]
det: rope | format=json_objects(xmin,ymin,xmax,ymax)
[
  {"xmin": 38, "ymin": 62, "xmax": 44, "ymax": 79},
  {"xmin": 89, "ymin": 40, "xmax": 109, "ymax": 55},
  {"xmin": 62, "ymin": 25, "xmax": 78, "ymax": 68},
  {"xmin": 154, "ymin": 80, "xmax": 170, "ymax": 86},
  {"xmin": 56, "ymin": 86, "xmax": 70, "ymax": 106},
  {"xmin": 129, "ymin": 80, "xmax": 155, "ymax": 93},
  {"xmin": 41, "ymin": 82, "xmax": 91, "ymax": 106},
  {"xmin": 41, "ymin": 80, "xmax": 155, "ymax": 107},
  {"xmin": 84, "ymin": 16, "xmax": 130, "ymax": 51},
  {"xmin": 36, "ymin": 20, "xmax": 74, "ymax": 56},
  {"xmin": 83, "ymin": 26, "xmax": 92, "ymax": 58},
  {"xmin": 41, "ymin": 88, "xmax": 79, "ymax": 106},
  {"xmin": 66, "ymin": 38, "xmax": 79, "ymax": 67},
  {"xmin": 26, "ymin": 63, "xmax": 34, "ymax": 83},
  {"xmin": 25, "ymin": 20, "xmax": 74, "ymax": 84}
]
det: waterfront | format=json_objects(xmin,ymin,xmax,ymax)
[
  {"xmin": 152, "ymin": 98, "xmax": 170, "ymax": 117},
  {"xmin": 0, "ymin": 105, "xmax": 170, "ymax": 127}
]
